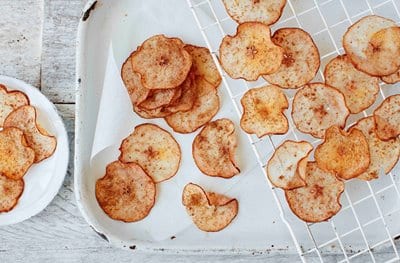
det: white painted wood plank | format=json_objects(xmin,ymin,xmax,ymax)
[
  {"xmin": 40, "ymin": 0, "xmax": 86, "ymax": 103},
  {"xmin": 0, "ymin": 0, "xmax": 43, "ymax": 87}
]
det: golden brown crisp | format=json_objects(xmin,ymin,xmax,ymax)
[
  {"xmin": 95, "ymin": 161, "xmax": 156, "ymax": 222},
  {"xmin": 193, "ymin": 119, "xmax": 240, "ymax": 178},
  {"xmin": 222, "ymin": 0, "xmax": 286, "ymax": 25},
  {"xmin": 4, "ymin": 106, "xmax": 57, "ymax": 163},
  {"xmin": 267, "ymin": 140, "xmax": 313, "ymax": 190},
  {"xmin": 0, "ymin": 174, "xmax": 24, "ymax": 213},
  {"xmin": 343, "ymin": 16, "xmax": 400, "ymax": 76},
  {"xmin": 184, "ymin": 45, "xmax": 221, "ymax": 88},
  {"xmin": 0, "ymin": 84, "xmax": 29, "ymax": 127},
  {"xmin": 324, "ymin": 55, "xmax": 379, "ymax": 114},
  {"xmin": 315, "ymin": 126, "xmax": 370, "ymax": 180},
  {"xmin": 285, "ymin": 162, "xmax": 344, "ymax": 223},
  {"xmin": 291, "ymin": 83, "xmax": 349, "ymax": 139},
  {"xmin": 130, "ymin": 35, "xmax": 192, "ymax": 89},
  {"xmin": 240, "ymin": 85, "xmax": 289, "ymax": 138},
  {"xmin": 373, "ymin": 94, "xmax": 400, "ymax": 141},
  {"xmin": 264, "ymin": 28, "xmax": 320, "ymax": 89},
  {"xmin": 182, "ymin": 183, "xmax": 238, "ymax": 232},
  {"xmin": 0, "ymin": 127, "xmax": 35, "ymax": 180},
  {"xmin": 219, "ymin": 22, "xmax": 283, "ymax": 81},
  {"xmin": 121, "ymin": 55, "xmax": 150, "ymax": 106},
  {"xmin": 350, "ymin": 116, "xmax": 400, "ymax": 181},
  {"xmin": 119, "ymin": 123, "xmax": 181, "ymax": 183},
  {"xmin": 165, "ymin": 77, "xmax": 220, "ymax": 133}
]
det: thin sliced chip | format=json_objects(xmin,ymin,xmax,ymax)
[
  {"xmin": 0, "ymin": 174, "xmax": 24, "ymax": 213},
  {"xmin": 350, "ymin": 116, "xmax": 400, "ymax": 181},
  {"xmin": 133, "ymin": 105, "xmax": 172, "ymax": 119},
  {"xmin": 184, "ymin": 45, "xmax": 221, "ymax": 88},
  {"xmin": 95, "ymin": 161, "xmax": 156, "ymax": 222},
  {"xmin": 138, "ymin": 87, "xmax": 180, "ymax": 110},
  {"xmin": 164, "ymin": 72, "xmax": 196, "ymax": 113},
  {"xmin": 165, "ymin": 77, "xmax": 220, "ymax": 133},
  {"xmin": 119, "ymin": 123, "xmax": 181, "ymax": 183},
  {"xmin": 193, "ymin": 119, "xmax": 240, "ymax": 178},
  {"xmin": 315, "ymin": 126, "xmax": 370, "ymax": 180},
  {"xmin": 240, "ymin": 85, "xmax": 289, "ymax": 138},
  {"xmin": 267, "ymin": 140, "xmax": 313, "ymax": 190},
  {"xmin": 121, "ymin": 55, "xmax": 150, "ymax": 106},
  {"xmin": 222, "ymin": 0, "xmax": 286, "ymax": 25},
  {"xmin": 381, "ymin": 70, "xmax": 400, "ymax": 84},
  {"xmin": 131, "ymin": 35, "xmax": 192, "ymax": 89},
  {"xmin": 343, "ymin": 16, "xmax": 400, "ymax": 76},
  {"xmin": 264, "ymin": 28, "xmax": 320, "ymax": 89},
  {"xmin": 292, "ymin": 83, "xmax": 350, "ymax": 138},
  {"xmin": 219, "ymin": 22, "xmax": 283, "ymax": 81},
  {"xmin": 374, "ymin": 94, "xmax": 400, "ymax": 140},
  {"xmin": 0, "ymin": 84, "xmax": 29, "ymax": 126},
  {"xmin": 285, "ymin": 162, "xmax": 344, "ymax": 222},
  {"xmin": 182, "ymin": 183, "xmax": 238, "ymax": 232},
  {"xmin": 0, "ymin": 127, "xmax": 34, "ymax": 180},
  {"xmin": 324, "ymin": 55, "xmax": 379, "ymax": 114},
  {"xmin": 4, "ymin": 106, "xmax": 57, "ymax": 163}
]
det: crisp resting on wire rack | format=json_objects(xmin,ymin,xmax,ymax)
[{"xmin": 187, "ymin": 0, "xmax": 400, "ymax": 261}]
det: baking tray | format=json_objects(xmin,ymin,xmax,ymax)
[{"xmin": 75, "ymin": 0, "xmax": 400, "ymax": 260}]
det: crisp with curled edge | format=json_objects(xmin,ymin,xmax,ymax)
[
  {"xmin": 193, "ymin": 119, "xmax": 240, "ymax": 178},
  {"xmin": 4, "ymin": 105, "xmax": 57, "ymax": 163},
  {"xmin": 130, "ymin": 35, "xmax": 192, "ymax": 89},
  {"xmin": 240, "ymin": 85, "xmax": 289, "ymax": 138},
  {"xmin": 0, "ymin": 174, "xmax": 24, "ymax": 213},
  {"xmin": 0, "ymin": 127, "xmax": 35, "ymax": 180},
  {"xmin": 138, "ymin": 87, "xmax": 180, "ymax": 110},
  {"xmin": 222, "ymin": 0, "xmax": 286, "ymax": 25},
  {"xmin": 219, "ymin": 22, "xmax": 283, "ymax": 81},
  {"xmin": 119, "ymin": 123, "xmax": 181, "ymax": 183},
  {"xmin": 381, "ymin": 70, "xmax": 400, "ymax": 84},
  {"xmin": 324, "ymin": 55, "xmax": 379, "ymax": 114},
  {"xmin": 264, "ymin": 28, "xmax": 320, "ymax": 89},
  {"xmin": 373, "ymin": 95, "xmax": 400, "ymax": 141},
  {"xmin": 292, "ymin": 83, "xmax": 349, "ymax": 139},
  {"xmin": 165, "ymin": 77, "xmax": 219, "ymax": 133},
  {"xmin": 95, "ymin": 161, "xmax": 156, "ymax": 222},
  {"xmin": 0, "ymin": 84, "xmax": 29, "ymax": 127},
  {"xmin": 267, "ymin": 140, "xmax": 313, "ymax": 190},
  {"xmin": 315, "ymin": 126, "xmax": 370, "ymax": 180},
  {"xmin": 343, "ymin": 15, "xmax": 400, "ymax": 76},
  {"xmin": 163, "ymin": 72, "xmax": 196, "ymax": 114},
  {"xmin": 350, "ymin": 117, "xmax": 400, "ymax": 181},
  {"xmin": 285, "ymin": 162, "xmax": 344, "ymax": 223},
  {"xmin": 184, "ymin": 45, "xmax": 222, "ymax": 88},
  {"xmin": 182, "ymin": 183, "xmax": 238, "ymax": 232},
  {"xmin": 121, "ymin": 55, "xmax": 150, "ymax": 106}
]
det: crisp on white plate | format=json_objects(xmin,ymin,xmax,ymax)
[{"xmin": 0, "ymin": 75, "xmax": 69, "ymax": 226}]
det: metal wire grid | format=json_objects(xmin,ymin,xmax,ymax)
[{"xmin": 186, "ymin": 0, "xmax": 400, "ymax": 262}]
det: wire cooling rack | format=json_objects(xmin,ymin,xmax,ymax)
[{"xmin": 186, "ymin": 0, "xmax": 400, "ymax": 262}]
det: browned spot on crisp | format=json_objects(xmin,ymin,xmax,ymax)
[
  {"xmin": 158, "ymin": 56, "xmax": 169, "ymax": 66},
  {"xmin": 278, "ymin": 175, "xmax": 284, "ymax": 180},
  {"xmin": 246, "ymin": 45, "xmax": 258, "ymax": 59},
  {"xmin": 253, "ymin": 0, "xmax": 260, "ymax": 3},
  {"xmin": 313, "ymin": 105, "xmax": 328, "ymax": 117},
  {"xmin": 310, "ymin": 185, "xmax": 324, "ymax": 199},
  {"xmin": 282, "ymin": 53, "xmax": 295, "ymax": 67},
  {"xmin": 190, "ymin": 193, "xmax": 203, "ymax": 206},
  {"xmin": 348, "ymin": 80, "xmax": 356, "ymax": 90},
  {"xmin": 337, "ymin": 145, "xmax": 347, "ymax": 156},
  {"xmin": 144, "ymin": 146, "xmax": 158, "ymax": 159}
]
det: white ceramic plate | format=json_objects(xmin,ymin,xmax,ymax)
[{"xmin": 0, "ymin": 75, "xmax": 69, "ymax": 226}]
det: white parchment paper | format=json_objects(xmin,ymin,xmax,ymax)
[{"xmin": 89, "ymin": 0, "xmax": 259, "ymax": 241}]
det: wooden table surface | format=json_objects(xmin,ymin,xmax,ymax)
[{"xmin": 0, "ymin": 1, "xmax": 398, "ymax": 262}]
